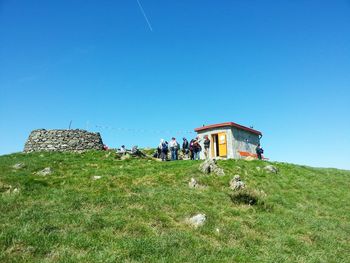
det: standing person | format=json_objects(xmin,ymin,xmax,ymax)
[
  {"xmin": 203, "ymin": 135, "xmax": 210, "ymax": 159},
  {"xmin": 169, "ymin": 137, "xmax": 178, "ymax": 161},
  {"xmin": 176, "ymin": 140, "xmax": 180, "ymax": 160},
  {"xmin": 159, "ymin": 139, "xmax": 168, "ymax": 161},
  {"xmin": 193, "ymin": 137, "xmax": 202, "ymax": 160},
  {"xmin": 256, "ymin": 144, "xmax": 264, "ymax": 160},
  {"xmin": 189, "ymin": 139, "xmax": 195, "ymax": 160},
  {"xmin": 119, "ymin": 145, "xmax": 126, "ymax": 154},
  {"xmin": 182, "ymin": 137, "xmax": 189, "ymax": 158},
  {"xmin": 156, "ymin": 143, "xmax": 161, "ymax": 158}
]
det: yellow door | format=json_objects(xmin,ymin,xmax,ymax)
[{"xmin": 218, "ymin": 132, "xmax": 227, "ymax": 157}]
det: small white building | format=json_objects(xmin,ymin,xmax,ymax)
[{"xmin": 194, "ymin": 122, "xmax": 262, "ymax": 159}]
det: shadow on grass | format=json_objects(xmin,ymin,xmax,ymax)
[{"xmin": 229, "ymin": 190, "xmax": 273, "ymax": 211}]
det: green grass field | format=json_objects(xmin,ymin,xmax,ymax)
[{"xmin": 1, "ymin": 151, "xmax": 349, "ymax": 262}]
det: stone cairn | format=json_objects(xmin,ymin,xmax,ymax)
[{"xmin": 24, "ymin": 129, "xmax": 104, "ymax": 152}]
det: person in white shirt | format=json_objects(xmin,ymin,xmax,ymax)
[{"xmin": 169, "ymin": 137, "xmax": 179, "ymax": 160}]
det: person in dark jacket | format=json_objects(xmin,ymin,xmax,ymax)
[
  {"xmin": 193, "ymin": 137, "xmax": 202, "ymax": 160},
  {"xmin": 189, "ymin": 139, "xmax": 195, "ymax": 160},
  {"xmin": 159, "ymin": 139, "xmax": 168, "ymax": 161},
  {"xmin": 203, "ymin": 135, "xmax": 210, "ymax": 159},
  {"xmin": 255, "ymin": 144, "xmax": 264, "ymax": 160},
  {"xmin": 182, "ymin": 137, "xmax": 189, "ymax": 158}
]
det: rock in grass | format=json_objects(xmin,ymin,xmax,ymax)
[
  {"xmin": 189, "ymin": 178, "xmax": 198, "ymax": 188},
  {"xmin": 0, "ymin": 183, "xmax": 12, "ymax": 193},
  {"xmin": 199, "ymin": 159, "xmax": 225, "ymax": 176},
  {"xmin": 264, "ymin": 165, "xmax": 278, "ymax": 174},
  {"xmin": 92, "ymin": 175, "xmax": 102, "ymax": 180},
  {"xmin": 12, "ymin": 163, "xmax": 25, "ymax": 169},
  {"xmin": 199, "ymin": 160, "xmax": 211, "ymax": 174},
  {"xmin": 0, "ymin": 183, "xmax": 19, "ymax": 195},
  {"xmin": 37, "ymin": 167, "xmax": 52, "ymax": 176},
  {"xmin": 213, "ymin": 166, "xmax": 225, "ymax": 176},
  {"xmin": 229, "ymin": 175, "xmax": 245, "ymax": 190},
  {"xmin": 187, "ymin": 213, "xmax": 206, "ymax": 228},
  {"xmin": 121, "ymin": 154, "xmax": 131, "ymax": 160},
  {"xmin": 188, "ymin": 178, "xmax": 206, "ymax": 189}
]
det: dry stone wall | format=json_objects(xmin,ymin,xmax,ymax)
[{"xmin": 24, "ymin": 129, "xmax": 104, "ymax": 152}]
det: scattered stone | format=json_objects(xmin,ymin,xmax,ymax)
[
  {"xmin": 199, "ymin": 160, "xmax": 211, "ymax": 174},
  {"xmin": 264, "ymin": 165, "xmax": 278, "ymax": 174},
  {"xmin": 37, "ymin": 167, "xmax": 52, "ymax": 176},
  {"xmin": 188, "ymin": 178, "xmax": 198, "ymax": 188},
  {"xmin": 214, "ymin": 166, "xmax": 225, "ymax": 176},
  {"xmin": 12, "ymin": 163, "xmax": 25, "ymax": 170},
  {"xmin": 0, "ymin": 184, "xmax": 19, "ymax": 195},
  {"xmin": 0, "ymin": 183, "xmax": 12, "ymax": 193},
  {"xmin": 92, "ymin": 175, "xmax": 102, "ymax": 180},
  {"xmin": 121, "ymin": 154, "xmax": 131, "ymax": 160},
  {"xmin": 199, "ymin": 159, "xmax": 225, "ymax": 176},
  {"xmin": 188, "ymin": 178, "xmax": 206, "ymax": 189},
  {"xmin": 245, "ymin": 156, "xmax": 255, "ymax": 161},
  {"xmin": 229, "ymin": 175, "xmax": 245, "ymax": 190},
  {"xmin": 187, "ymin": 213, "xmax": 206, "ymax": 228},
  {"xmin": 259, "ymin": 189, "xmax": 267, "ymax": 197}
]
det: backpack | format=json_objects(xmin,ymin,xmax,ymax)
[{"xmin": 162, "ymin": 143, "xmax": 168, "ymax": 151}]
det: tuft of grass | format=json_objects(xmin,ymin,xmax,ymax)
[
  {"xmin": 230, "ymin": 190, "xmax": 260, "ymax": 206},
  {"xmin": 0, "ymin": 151, "xmax": 350, "ymax": 262}
]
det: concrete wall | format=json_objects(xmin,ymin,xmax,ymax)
[
  {"xmin": 196, "ymin": 127, "xmax": 234, "ymax": 159},
  {"xmin": 196, "ymin": 126, "xmax": 260, "ymax": 159},
  {"xmin": 24, "ymin": 129, "xmax": 104, "ymax": 152},
  {"xmin": 232, "ymin": 127, "xmax": 260, "ymax": 159}
]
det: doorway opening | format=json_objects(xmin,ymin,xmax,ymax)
[
  {"xmin": 211, "ymin": 132, "xmax": 227, "ymax": 157},
  {"xmin": 211, "ymin": 134, "xmax": 219, "ymax": 157}
]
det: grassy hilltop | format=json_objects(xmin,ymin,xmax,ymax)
[{"xmin": 0, "ymin": 151, "xmax": 349, "ymax": 263}]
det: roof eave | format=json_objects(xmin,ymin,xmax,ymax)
[{"xmin": 194, "ymin": 122, "xmax": 262, "ymax": 136}]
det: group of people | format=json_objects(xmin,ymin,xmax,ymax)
[
  {"xmin": 116, "ymin": 145, "xmax": 142, "ymax": 155},
  {"xmin": 112, "ymin": 137, "xmax": 265, "ymax": 161},
  {"xmin": 156, "ymin": 135, "xmax": 211, "ymax": 161}
]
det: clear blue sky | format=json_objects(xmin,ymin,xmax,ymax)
[{"xmin": 1, "ymin": 0, "xmax": 349, "ymax": 169}]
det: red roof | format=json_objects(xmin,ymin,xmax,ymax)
[{"xmin": 194, "ymin": 122, "xmax": 262, "ymax": 135}]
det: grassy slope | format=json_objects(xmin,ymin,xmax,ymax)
[{"xmin": 0, "ymin": 151, "xmax": 349, "ymax": 263}]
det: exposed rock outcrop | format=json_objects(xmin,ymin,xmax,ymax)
[
  {"xmin": 264, "ymin": 165, "xmax": 278, "ymax": 174},
  {"xmin": 186, "ymin": 213, "xmax": 206, "ymax": 228},
  {"xmin": 199, "ymin": 159, "xmax": 225, "ymax": 176},
  {"xmin": 229, "ymin": 175, "xmax": 245, "ymax": 190}
]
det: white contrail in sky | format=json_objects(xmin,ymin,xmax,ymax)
[{"xmin": 136, "ymin": 0, "xmax": 153, "ymax": 31}]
